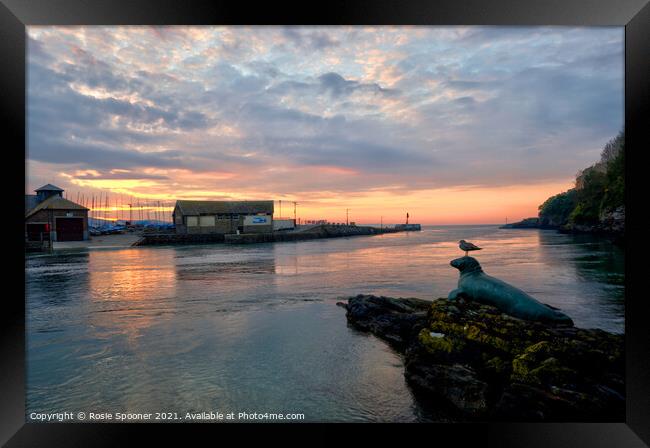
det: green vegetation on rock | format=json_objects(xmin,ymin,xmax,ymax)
[
  {"xmin": 537, "ymin": 130, "xmax": 624, "ymax": 232},
  {"xmin": 418, "ymin": 330, "xmax": 462, "ymax": 354},
  {"xmin": 538, "ymin": 189, "xmax": 577, "ymax": 227},
  {"xmin": 344, "ymin": 294, "xmax": 625, "ymax": 420}
]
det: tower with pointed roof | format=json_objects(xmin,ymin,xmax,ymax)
[{"xmin": 35, "ymin": 184, "xmax": 64, "ymax": 203}]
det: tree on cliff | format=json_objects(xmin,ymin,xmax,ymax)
[
  {"xmin": 570, "ymin": 130, "xmax": 625, "ymax": 224},
  {"xmin": 538, "ymin": 130, "xmax": 624, "ymax": 227},
  {"xmin": 538, "ymin": 189, "xmax": 577, "ymax": 227},
  {"xmin": 600, "ymin": 130, "xmax": 625, "ymax": 213}
]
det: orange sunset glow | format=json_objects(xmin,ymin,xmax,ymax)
[{"xmin": 26, "ymin": 26, "xmax": 623, "ymax": 224}]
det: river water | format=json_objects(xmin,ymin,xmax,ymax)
[{"xmin": 25, "ymin": 225, "xmax": 624, "ymax": 422}]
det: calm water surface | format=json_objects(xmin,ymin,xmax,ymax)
[{"xmin": 26, "ymin": 225, "xmax": 624, "ymax": 422}]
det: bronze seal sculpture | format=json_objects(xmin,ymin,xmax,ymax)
[{"xmin": 448, "ymin": 256, "xmax": 574, "ymax": 325}]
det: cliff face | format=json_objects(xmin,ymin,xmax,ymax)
[
  {"xmin": 539, "ymin": 212, "xmax": 568, "ymax": 229},
  {"xmin": 562, "ymin": 205, "xmax": 625, "ymax": 235},
  {"xmin": 341, "ymin": 295, "xmax": 624, "ymax": 421},
  {"xmin": 538, "ymin": 189, "xmax": 578, "ymax": 228},
  {"xmin": 600, "ymin": 206, "xmax": 625, "ymax": 233},
  {"xmin": 506, "ymin": 132, "xmax": 624, "ymax": 240}
]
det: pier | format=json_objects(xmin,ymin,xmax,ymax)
[{"xmin": 132, "ymin": 223, "xmax": 418, "ymax": 246}]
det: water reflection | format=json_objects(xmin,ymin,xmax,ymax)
[
  {"xmin": 534, "ymin": 231, "xmax": 624, "ymax": 332},
  {"xmin": 25, "ymin": 225, "xmax": 625, "ymax": 421},
  {"xmin": 87, "ymin": 248, "xmax": 178, "ymax": 343},
  {"xmin": 175, "ymin": 259, "xmax": 276, "ymax": 280},
  {"xmin": 26, "ymin": 252, "xmax": 90, "ymax": 309}
]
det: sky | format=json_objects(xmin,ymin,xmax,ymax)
[{"xmin": 26, "ymin": 26, "xmax": 623, "ymax": 224}]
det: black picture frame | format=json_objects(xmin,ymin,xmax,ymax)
[{"xmin": 2, "ymin": 0, "xmax": 648, "ymax": 446}]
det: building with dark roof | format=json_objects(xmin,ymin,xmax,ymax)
[
  {"xmin": 173, "ymin": 200, "xmax": 274, "ymax": 234},
  {"xmin": 25, "ymin": 184, "xmax": 89, "ymax": 242}
]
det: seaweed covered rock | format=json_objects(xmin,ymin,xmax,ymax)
[
  {"xmin": 340, "ymin": 294, "xmax": 431, "ymax": 348},
  {"xmin": 342, "ymin": 295, "xmax": 624, "ymax": 421}
]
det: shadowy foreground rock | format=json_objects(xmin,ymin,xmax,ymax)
[{"xmin": 339, "ymin": 294, "xmax": 624, "ymax": 421}]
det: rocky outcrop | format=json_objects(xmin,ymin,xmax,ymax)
[
  {"xmin": 539, "ymin": 216, "xmax": 566, "ymax": 228},
  {"xmin": 339, "ymin": 295, "xmax": 431, "ymax": 348},
  {"xmin": 340, "ymin": 294, "xmax": 624, "ymax": 421},
  {"xmin": 500, "ymin": 217, "xmax": 566, "ymax": 230},
  {"xmin": 599, "ymin": 205, "xmax": 625, "ymax": 234},
  {"xmin": 561, "ymin": 206, "xmax": 625, "ymax": 240},
  {"xmin": 500, "ymin": 217, "xmax": 545, "ymax": 229}
]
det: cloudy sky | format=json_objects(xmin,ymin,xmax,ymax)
[{"xmin": 26, "ymin": 26, "xmax": 623, "ymax": 224}]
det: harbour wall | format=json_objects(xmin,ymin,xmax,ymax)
[{"xmin": 132, "ymin": 224, "xmax": 417, "ymax": 246}]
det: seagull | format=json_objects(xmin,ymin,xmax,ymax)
[{"xmin": 459, "ymin": 240, "xmax": 482, "ymax": 256}]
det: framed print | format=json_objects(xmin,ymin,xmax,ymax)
[{"xmin": 2, "ymin": 0, "xmax": 648, "ymax": 446}]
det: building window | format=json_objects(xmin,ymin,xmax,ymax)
[
  {"xmin": 186, "ymin": 216, "xmax": 198, "ymax": 226},
  {"xmin": 199, "ymin": 215, "xmax": 215, "ymax": 227}
]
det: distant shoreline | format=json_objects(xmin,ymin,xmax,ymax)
[{"xmin": 500, "ymin": 218, "xmax": 624, "ymax": 244}]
